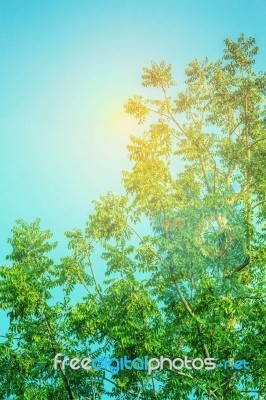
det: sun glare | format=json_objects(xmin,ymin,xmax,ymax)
[{"xmin": 110, "ymin": 109, "xmax": 137, "ymax": 135}]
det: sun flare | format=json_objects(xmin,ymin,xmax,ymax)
[{"xmin": 110, "ymin": 109, "xmax": 137, "ymax": 135}]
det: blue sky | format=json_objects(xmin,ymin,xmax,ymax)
[{"xmin": 0, "ymin": 0, "xmax": 266, "ymax": 263}]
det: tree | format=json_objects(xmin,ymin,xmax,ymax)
[{"xmin": 0, "ymin": 34, "xmax": 265, "ymax": 399}]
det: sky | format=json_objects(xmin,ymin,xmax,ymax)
[{"xmin": 1, "ymin": 0, "xmax": 266, "ymax": 264}]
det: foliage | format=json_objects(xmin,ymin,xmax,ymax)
[{"xmin": 0, "ymin": 35, "xmax": 265, "ymax": 399}]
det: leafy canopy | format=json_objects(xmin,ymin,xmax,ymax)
[{"xmin": 0, "ymin": 34, "xmax": 265, "ymax": 400}]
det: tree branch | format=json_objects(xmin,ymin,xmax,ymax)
[
  {"xmin": 224, "ymin": 256, "xmax": 250, "ymax": 279},
  {"xmin": 249, "ymin": 136, "xmax": 266, "ymax": 149},
  {"xmin": 251, "ymin": 199, "xmax": 266, "ymax": 210}
]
